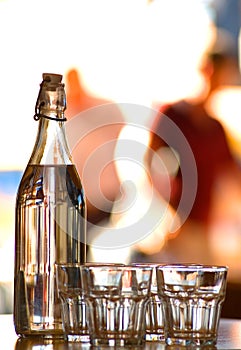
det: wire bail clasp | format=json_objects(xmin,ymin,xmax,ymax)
[{"xmin": 33, "ymin": 76, "xmax": 67, "ymax": 122}]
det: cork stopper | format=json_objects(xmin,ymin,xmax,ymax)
[
  {"xmin": 34, "ymin": 73, "xmax": 66, "ymax": 118},
  {"xmin": 42, "ymin": 73, "xmax": 63, "ymax": 85}
]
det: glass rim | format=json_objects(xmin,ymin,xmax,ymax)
[
  {"xmin": 156, "ymin": 263, "xmax": 228, "ymax": 272},
  {"xmin": 84, "ymin": 264, "xmax": 153, "ymax": 271},
  {"xmin": 55, "ymin": 263, "xmax": 153, "ymax": 270},
  {"xmin": 131, "ymin": 262, "xmax": 163, "ymax": 267},
  {"xmin": 55, "ymin": 262, "xmax": 125, "ymax": 268}
]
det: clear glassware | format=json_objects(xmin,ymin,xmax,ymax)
[{"xmin": 14, "ymin": 73, "xmax": 87, "ymax": 338}]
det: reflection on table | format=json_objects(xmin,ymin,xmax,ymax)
[{"xmin": 2, "ymin": 314, "xmax": 241, "ymax": 349}]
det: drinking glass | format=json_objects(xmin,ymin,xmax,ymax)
[
  {"xmin": 156, "ymin": 264, "xmax": 228, "ymax": 347},
  {"xmin": 82, "ymin": 264, "xmax": 152, "ymax": 346},
  {"xmin": 56, "ymin": 263, "xmax": 89, "ymax": 343},
  {"xmin": 132, "ymin": 263, "xmax": 164, "ymax": 341}
]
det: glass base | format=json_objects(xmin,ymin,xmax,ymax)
[
  {"xmin": 67, "ymin": 334, "xmax": 90, "ymax": 343},
  {"xmin": 145, "ymin": 333, "xmax": 165, "ymax": 342},
  {"xmin": 19, "ymin": 332, "xmax": 65, "ymax": 340},
  {"xmin": 166, "ymin": 336, "xmax": 217, "ymax": 347},
  {"xmin": 90, "ymin": 337, "xmax": 145, "ymax": 347}
]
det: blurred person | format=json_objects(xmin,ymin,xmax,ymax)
[
  {"xmin": 132, "ymin": 47, "xmax": 241, "ymax": 265},
  {"xmin": 65, "ymin": 68, "xmax": 125, "ymax": 226},
  {"xmin": 152, "ymin": 52, "xmax": 240, "ymax": 226}
]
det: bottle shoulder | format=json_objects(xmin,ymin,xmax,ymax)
[{"xmin": 17, "ymin": 164, "xmax": 85, "ymax": 204}]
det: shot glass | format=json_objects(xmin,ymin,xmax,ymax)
[
  {"xmin": 82, "ymin": 264, "xmax": 152, "ymax": 347},
  {"xmin": 156, "ymin": 264, "xmax": 228, "ymax": 347},
  {"xmin": 132, "ymin": 263, "xmax": 164, "ymax": 342},
  {"xmin": 55, "ymin": 263, "xmax": 89, "ymax": 343}
]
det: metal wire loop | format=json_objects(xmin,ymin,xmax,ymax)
[{"xmin": 33, "ymin": 113, "xmax": 67, "ymax": 122}]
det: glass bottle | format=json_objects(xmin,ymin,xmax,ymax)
[{"xmin": 14, "ymin": 73, "xmax": 86, "ymax": 337}]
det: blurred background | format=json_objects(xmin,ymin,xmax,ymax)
[{"xmin": 2, "ymin": 0, "xmax": 241, "ymax": 316}]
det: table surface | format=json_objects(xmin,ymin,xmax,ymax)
[{"xmin": 1, "ymin": 314, "xmax": 241, "ymax": 349}]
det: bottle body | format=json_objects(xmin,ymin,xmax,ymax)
[{"xmin": 14, "ymin": 74, "xmax": 86, "ymax": 337}]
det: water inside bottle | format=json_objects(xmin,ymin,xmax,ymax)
[{"xmin": 14, "ymin": 164, "xmax": 86, "ymax": 336}]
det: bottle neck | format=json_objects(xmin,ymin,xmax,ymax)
[
  {"xmin": 29, "ymin": 75, "xmax": 73, "ymax": 166},
  {"xmin": 29, "ymin": 117, "xmax": 72, "ymax": 165}
]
